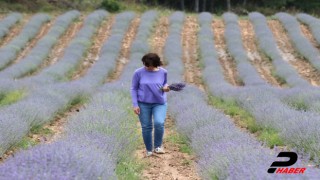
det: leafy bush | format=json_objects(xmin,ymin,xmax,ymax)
[{"xmin": 101, "ymin": 0, "xmax": 122, "ymax": 12}]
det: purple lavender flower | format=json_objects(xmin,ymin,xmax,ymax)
[{"xmin": 162, "ymin": 82, "xmax": 186, "ymax": 92}]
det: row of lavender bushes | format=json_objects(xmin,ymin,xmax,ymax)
[
  {"xmin": 0, "ymin": 10, "xmax": 136, "ymax": 157},
  {"xmin": 198, "ymin": 13, "xmax": 232, "ymax": 92},
  {"xmin": 248, "ymin": 12, "xmax": 320, "ymax": 113},
  {"xmin": 162, "ymin": 12, "xmax": 319, "ymax": 179},
  {"xmin": 199, "ymin": 13, "xmax": 320, "ymax": 161},
  {"xmin": 223, "ymin": 12, "xmax": 267, "ymax": 86},
  {"xmin": 249, "ymin": 12, "xmax": 309, "ymax": 87},
  {"xmin": 224, "ymin": 13, "xmax": 320, "ymax": 121},
  {"xmin": 0, "ymin": 87, "xmax": 137, "ymax": 179},
  {"xmin": 170, "ymin": 86, "xmax": 320, "ymax": 179},
  {"xmin": 193, "ymin": 12, "xmax": 320, "ymax": 179},
  {"xmin": 80, "ymin": 11, "xmax": 137, "ymax": 85},
  {"xmin": 163, "ymin": 11, "xmax": 184, "ymax": 82},
  {"xmin": 230, "ymin": 87, "xmax": 320, "ymax": 159},
  {"xmin": 0, "ymin": 10, "xmax": 81, "ymax": 79},
  {"xmin": 209, "ymin": 11, "xmax": 320, "ymax": 116},
  {"xmin": 0, "ymin": 10, "xmax": 108, "ymax": 97},
  {"xmin": 281, "ymin": 13, "xmax": 320, "ymax": 112},
  {"xmin": 276, "ymin": 13, "xmax": 320, "ymax": 72},
  {"xmin": 277, "ymin": 86, "xmax": 320, "ymax": 113},
  {"xmin": 0, "ymin": 13, "xmax": 51, "ymax": 70},
  {"xmin": 0, "ymin": 13, "xmax": 22, "ymax": 40},
  {"xmin": 29, "ymin": 10, "xmax": 109, "ymax": 85},
  {"xmin": 0, "ymin": 10, "xmax": 159, "ymax": 178},
  {"xmin": 117, "ymin": 10, "xmax": 159, "ymax": 84},
  {"xmin": 296, "ymin": 13, "xmax": 320, "ymax": 50},
  {"xmin": 163, "ymin": 12, "xmax": 320, "ymax": 177}
]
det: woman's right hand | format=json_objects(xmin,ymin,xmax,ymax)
[{"xmin": 134, "ymin": 107, "xmax": 140, "ymax": 115}]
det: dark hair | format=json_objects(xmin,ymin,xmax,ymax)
[{"xmin": 141, "ymin": 53, "xmax": 163, "ymax": 67}]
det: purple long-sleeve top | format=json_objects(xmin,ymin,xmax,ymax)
[{"xmin": 131, "ymin": 67, "xmax": 168, "ymax": 107}]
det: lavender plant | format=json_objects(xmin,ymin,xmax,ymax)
[
  {"xmin": 26, "ymin": 10, "xmax": 108, "ymax": 84},
  {"xmin": 163, "ymin": 11, "xmax": 185, "ymax": 82},
  {"xmin": 198, "ymin": 12, "xmax": 232, "ymax": 91},
  {"xmin": 0, "ymin": 10, "xmax": 109, "ymax": 96},
  {"xmin": 200, "ymin": 70, "xmax": 320, "ymax": 161},
  {"xmin": 0, "ymin": 86, "xmax": 139, "ymax": 179},
  {"xmin": 0, "ymin": 138, "xmax": 117, "ymax": 179},
  {"xmin": 80, "ymin": 11, "xmax": 137, "ymax": 85},
  {"xmin": 0, "ymin": 10, "xmax": 113, "ymax": 156},
  {"xmin": 249, "ymin": 12, "xmax": 309, "ymax": 87},
  {"xmin": 0, "ymin": 13, "xmax": 51, "ymax": 70},
  {"xmin": 0, "ymin": 10, "xmax": 158, "ymax": 178},
  {"xmin": 167, "ymin": 82, "xmax": 186, "ymax": 91},
  {"xmin": 169, "ymin": 84, "xmax": 320, "ymax": 179},
  {"xmin": 117, "ymin": 10, "xmax": 159, "ymax": 84},
  {"xmin": 277, "ymin": 86, "xmax": 320, "ymax": 111},
  {"xmin": 297, "ymin": 13, "xmax": 320, "ymax": 46},
  {"xmin": 0, "ymin": 13, "xmax": 22, "ymax": 40},
  {"xmin": 223, "ymin": 12, "xmax": 268, "ymax": 86},
  {"xmin": 197, "ymin": 12, "xmax": 320, "ymax": 178},
  {"xmin": 0, "ymin": 10, "xmax": 81, "ymax": 79},
  {"xmin": 276, "ymin": 12, "xmax": 320, "ymax": 72}
]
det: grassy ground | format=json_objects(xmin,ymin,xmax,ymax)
[
  {"xmin": 166, "ymin": 130, "xmax": 193, "ymax": 155},
  {"xmin": 209, "ymin": 95, "xmax": 284, "ymax": 148},
  {"xmin": 0, "ymin": 90, "xmax": 26, "ymax": 107}
]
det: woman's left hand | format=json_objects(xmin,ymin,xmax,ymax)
[{"xmin": 162, "ymin": 85, "xmax": 170, "ymax": 92}]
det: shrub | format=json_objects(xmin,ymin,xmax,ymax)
[{"xmin": 101, "ymin": 0, "xmax": 122, "ymax": 12}]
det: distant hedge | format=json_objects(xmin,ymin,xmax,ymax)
[{"xmin": 0, "ymin": 0, "xmax": 320, "ymax": 15}]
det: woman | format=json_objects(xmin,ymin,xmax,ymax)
[{"xmin": 131, "ymin": 53, "xmax": 170, "ymax": 157}]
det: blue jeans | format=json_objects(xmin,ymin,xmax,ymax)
[{"xmin": 138, "ymin": 102, "xmax": 167, "ymax": 152}]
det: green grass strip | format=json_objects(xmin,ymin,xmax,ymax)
[
  {"xmin": 116, "ymin": 156, "xmax": 145, "ymax": 180},
  {"xmin": 15, "ymin": 137, "xmax": 38, "ymax": 150},
  {"xmin": 270, "ymin": 69, "xmax": 287, "ymax": 86},
  {"xmin": 0, "ymin": 90, "xmax": 26, "ymax": 107},
  {"xmin": 209, "ymin": 95, "xmax": 284, "ymax": 148},
  {"xmin": 15, "ymin": 125, "xmax": 53, "ymax": 150},
  {"xmin": 166, "ymin": 130, "xmax": 193, "ymax": 155},
  {"xmin": 115, "ymin": 92, "xmax": 144, "ymax": 179}
]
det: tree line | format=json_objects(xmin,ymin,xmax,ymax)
[
  {"xmin": 1, "ymin": 0, "xmax": 320, "ymax": 15},
  {"xmin": 137, "ymin": 0, "xmax": 320, "ymax": 14}
]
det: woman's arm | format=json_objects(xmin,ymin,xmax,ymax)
[{"xmin": 130, "ymin": 72, "xmax": 140, "ymax": 107}]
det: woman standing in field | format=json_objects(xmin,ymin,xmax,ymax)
[{"xmin": 131, "ymin": 53, "xmax": 170, "ymax": 157}]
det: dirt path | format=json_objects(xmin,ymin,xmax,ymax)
[
  {"xmin": 182, "ymin": 15, "xmax": 204, "ymax": 91},
  {"xmin": 71, "ymin": 15, "xmax": 115, "ymax": 80},
  {"xmin": 29, "ymin": 15, "xmax": 85, "ymax": 76},
  {"xmin": 11, "ymin": 17, "xmax": 54, "ymax": 65},
  {"xmin": 43, "ymin": 104, "xmax": 84, "ymax": 144},
  {"xmin": 0, "ymin": 15, "xmax": 31, "ymax": 47},
  {"xmin": 300, "ymin": 24, "xmax": 320, "ymax": 50},
  {"xmin": 134, "ymin": 15, "xmax": 201, "ymax": 180},
  {"xmin": 150, "ymin": 16, "xmax": 169, "ymax": 65},
  {"xmin": 136, "ymin": 117, "xmax": 201, "ymax": 180},
  {"xmin": 239, "ymin": 19, "xmax": 282, "ymax": 87},
  {"xmin": 106, "ymin": 16, "xmax": 141, "ymax": 82},
  {"xmin": 213, "ymin": 19, "xmax": 243, "ymax": 86},
  {"xmin": 268, "ymin": 20, "xmax": 320, "ymax": 86}
]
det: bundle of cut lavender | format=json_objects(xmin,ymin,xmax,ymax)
[{"xmin": 160, "ymin": 83, "xmax": 186, "ymax": 92}]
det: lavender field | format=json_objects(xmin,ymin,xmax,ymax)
[{"xmin": 0, "ymin": 10, "xmax": 320, "ymax": 179}]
